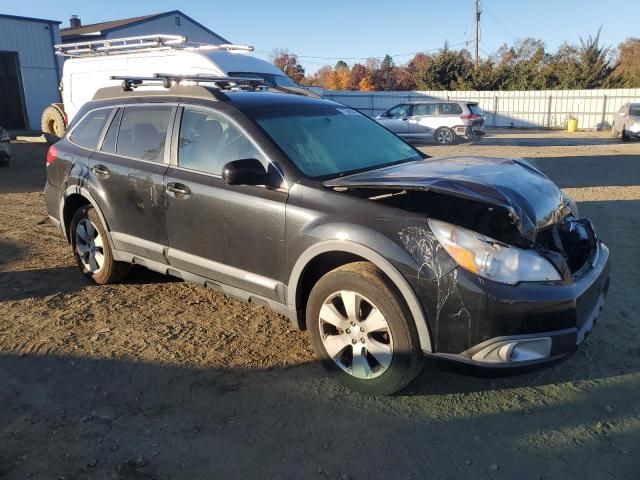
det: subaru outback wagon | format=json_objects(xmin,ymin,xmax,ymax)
[{"xmin": 44, "ymin": 78, "xmax": 610, "ymax": 395}]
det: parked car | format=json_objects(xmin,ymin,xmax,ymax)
[
  {"xmin": 611, "ymin": 102, "xmax": 640, "ymax": 141},
  {"xmin": 43, "ymin": 76, "xmax": 610, "ymax": 395},
  {"xmin": 0, "ymin": 126, "xmax": 11, "ymax": 166},
  {"xmin": 42, "ymin": 34, "xmax": 306, "ymax": 137},
  {"xmin": 375, "ymin": 101, "xmax": 485, "ymax": 144}
]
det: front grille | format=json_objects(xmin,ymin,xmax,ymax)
[{"xmin": 536, "ymin": 216, "xmax": 597, "ymax": 276}]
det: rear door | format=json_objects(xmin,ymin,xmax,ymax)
[
  {"xmin": 163, "ymin": 105, "xmax": 287, "ymax": 300},
  {"xmin": 89, "ymin": 104, "xmax": 175, "ymax": 264},
  {"xmin": 408, "ymin": 103, "xmax": 438, "ymax": 138},
  {"xmin": 437, "ymin": 102, "xmax": 464, "ymax": 128},
  {"xmin": 377, "ymin": 104, "xmax": 410, "ymax": 136}
]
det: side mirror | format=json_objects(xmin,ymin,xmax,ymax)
[{"xmin": 222, "ymin": 158, "xmax": 268, "ymax": 186}]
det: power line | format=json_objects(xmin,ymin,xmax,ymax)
[{"xmin": 483, "ymin": 4, "xmax": 516, "ymax": 42}]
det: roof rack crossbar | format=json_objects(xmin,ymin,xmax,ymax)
[
  {"xmin": 109, "ymin": 74, "xmax": 265, "ymax": 92},
  {"xmin": 55, "ymin": 34, "xmax": 254, "ymax": 57}
]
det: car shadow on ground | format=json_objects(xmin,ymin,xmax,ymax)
[
  {"xmin": 532, "ymin": 155, "xmax": 640, "ymax": 189},
  {"xmin": 1, "ymin": 352, "xmax": 638, "ymax": 479},
  {"xmin": 0, "ymin": 265, "xmax": 180, "ymax": 302}
]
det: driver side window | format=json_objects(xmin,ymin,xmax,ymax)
[
  {"xmin": 178, "ymin": 108, "xmax": 266, "ymax": 175},
  {"xmin": 387, "ymin": 104, "xmax": 410, "ymax": 118}
]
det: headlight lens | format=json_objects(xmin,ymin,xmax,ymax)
[{"xmin": 428, "ymin": 219, "xmax": 562, "ymax": 285}]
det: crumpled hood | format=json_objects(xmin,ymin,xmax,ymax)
[{"xmin": 324, "ymin": 156, "xmax": 573, "ymax": 242}]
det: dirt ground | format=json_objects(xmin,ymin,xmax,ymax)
[{"xmin": 1, "ymin": 130, "xmax": 639, "ymax": 479}]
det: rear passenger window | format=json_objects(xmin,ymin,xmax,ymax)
[
  {"xmin": 439, "ymin": 103, "xmax": 463, "ymax": 115},
  {"xmin": 178, "ymin": 108, "xmax": 266, "ymax": 175},
  {"xmin": 70, "ymin": 109, "xmax": 111, "ymax": 149},
  {"xmin": 116, "ymin": 106, "xmax": 172, "ymax": 162},
  {"xmin": 412, "ymin": 104, "xmax": 437, "ymax": 116}
]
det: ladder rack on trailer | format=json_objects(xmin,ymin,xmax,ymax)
[{"xmin": 55, "ymin": 34, "xmax": 254, "ymax": 57}]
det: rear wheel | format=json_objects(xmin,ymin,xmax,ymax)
[
  {"xmin": 41, "ymin": 106, "xmax": 66, "ymax": 138},
  {"xmin": 435, "ymin": 127, "xmax": 455, "ymax": 145},
  {"xmin": 306, "ymin": 262, "xmax": 423, "ymax": 395},
  {"xmin": 69, "ymin": 205, "xmax": 130, "ymax": 284}
]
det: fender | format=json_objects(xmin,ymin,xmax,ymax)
[
  {"xmin": 60, "ymin": 184, "xmax": 115, "ymax": 250},
  {"xmin": 288, "ymin": 235, "xmax": 433, "ymax": 353}
]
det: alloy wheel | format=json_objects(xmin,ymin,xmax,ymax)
[
  {"xmin": 318, "ymin": 290, "xmax": 393, "ymax": 379},
  {"xmin": 436, "ymin": 129, "xmax": 453, "ymax": 144},
  {"xmin": 75, "ymin": 218, "xmax": 105, "ymax": 273}
]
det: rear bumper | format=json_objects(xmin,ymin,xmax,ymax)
[
  {"xmin": 424, "ymin": 241, "xmax": 610, "ymax": 369},
  {"xmin": 453, "ymin": 125, "xmax": 485, "ymax": 139}
]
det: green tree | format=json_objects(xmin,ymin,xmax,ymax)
[
  {"xmin": 380, "ymin": 54, "xmax": 395, "ymax": 70},
  {"xmin": 614, "ymin": 37, "xmax": 640, "ymax": 87},
  {"xmin": 414, "ymin": 45, "xmax": 473, "ymax": 90},
  {"xmin": 575, "ymin": 29, "xmax": 618, "ymax": 88}
]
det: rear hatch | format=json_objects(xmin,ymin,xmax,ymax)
[{"xmin": 466, "ymin": 103, "xmax": 485, "ymax": 131}]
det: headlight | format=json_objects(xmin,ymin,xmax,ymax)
[
  {"xmin": 630, "ymin": 123, "xmax": 640, "ymax": 133},
  {"xmin": 428, "ymin": 219, "xmax": 561, "ymax": 285}
]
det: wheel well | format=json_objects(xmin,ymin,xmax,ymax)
[
  {"xmin": 294, "ymin": 251, "xmax": 366, "ymax": 330},
  {"xmin": 62, "ymin": 194, "xmax": 90, "ymax": 241}
]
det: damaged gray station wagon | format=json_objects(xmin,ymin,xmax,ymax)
[{"xmin": 44, "ymin": 75, "xmax": 610, "ymax": 395}]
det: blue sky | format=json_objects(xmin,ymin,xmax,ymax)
[{"xmin": 8, "ymin": 0, "xmax": 640, "ymax": 73}]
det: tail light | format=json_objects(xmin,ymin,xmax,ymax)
[
  {"xmin": 46, "ymin": 144, "xmax": 58, "ymax": 166},
  {"xmin": 461, "ymin": 114, "xmax": 480, "ymax": 120}
]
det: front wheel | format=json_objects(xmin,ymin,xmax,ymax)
[
  {"xmin": 69, "ymin": 205, "xmax": 131, "ymax": 284},
  {"xmin": 434, "ymin": 127, "xmax": 455, "ymax": 145},
  {"xmin": 306, "ymin": 262, "xmax": 423, "ymax": 395},
  {"xmin": 611, "ymin": 123, "xmax": 619, "ymax": 138},
  {"xmin": 621, "ymin": 126, "xmax": 630, "ymax": 142}
]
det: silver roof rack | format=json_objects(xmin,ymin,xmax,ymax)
[
  {"xmin": 56, "ymin": 34, "xmax": 254, "ymax": 57},
  {"xmin": 110, "ymin": 74, "xmax": 265, "ymax": 92}
]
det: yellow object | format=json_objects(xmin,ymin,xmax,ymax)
[{"xmin": 567, "ymin": 118, "xmax": 578, "ymax": 132}]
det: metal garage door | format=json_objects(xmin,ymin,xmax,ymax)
[{"xmin": 0, "ymin": 51, "xmax": 27, "ymax": 129}]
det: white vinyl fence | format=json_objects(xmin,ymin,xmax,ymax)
[{"xmin": 320, "ymin": 88, "xmax": 640, "ymax": 130}]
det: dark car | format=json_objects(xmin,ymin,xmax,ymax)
[{"xmin": 43, "ymin": 77, "xmax": 610, "ymax": 395}]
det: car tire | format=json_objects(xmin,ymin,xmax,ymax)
[
  {"xmin": 0, "ymin": 155, "xmax": 9, "ymax": 167},
  {"xmin": 69, "ymin": 205, "xmax": 131, "ymax": 284},
  {"xmin": 306, "ymin": 261, "xmax": 423, "ymax": 395},
  {"xmin": 621, "ymin": 126, "xmax": 629, "ymax": 142},
  {"xmin": 435, "ymin": 127, "xmax": 455, "ymax": 145}
]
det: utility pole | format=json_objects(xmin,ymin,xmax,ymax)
[{"xmin": 474, "ymin": 0, "xmax": 481, "ymax": 68}]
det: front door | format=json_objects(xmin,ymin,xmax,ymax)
[
  {"xmin": 408, "ymin": 103, "xmax": 438, "ymax": 138},
  {"xmin": 377, "ymin": 104, "xmax": 411, "ymax": 136},
  {"xmin": 89, "ymin": 105, "xmax": 174, "ymax": 263},
  {"xmin": 163, "ymin": 106, "xmax": 287, "ymax": 300}
]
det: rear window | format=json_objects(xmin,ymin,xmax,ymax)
[
  {"xmin": 468, "ymin": 104, "xmax": 483, "ymax": 115},
  {"xmin": 115, "ymin": 106, "xmax": 172, "ymax": 162},
  {"xmin": 69, "ymin": 109, "xmax": 111, "ymax": 149},
  {"xmin": 439, "ymin": 103, "xmax": 463, "ymax": 115}
]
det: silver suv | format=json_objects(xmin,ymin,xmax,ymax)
[
  {"xmin": 611, "ymin": 102, "xmax": 640, "ymax": 141},
  {"xmin": 376, "ymin": 101, "xmax": 485, "ymax": 145}
]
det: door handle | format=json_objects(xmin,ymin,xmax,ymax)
[
  {"xmin": 166, "ymin": 182, "xmax": 191, "ymax": 198},
  {"xmin": 401, "ymin": 117, "xmax": 408, "ymax": 121},
  {"xmin": 91, "ymin": 165, "xmax": 110, "ymax": 177}
]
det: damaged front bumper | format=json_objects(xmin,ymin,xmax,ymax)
[{"xmin": 426, "ymin": 240, "xmax": 610, "ymax": 368}]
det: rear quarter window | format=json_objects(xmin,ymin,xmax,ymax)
[
  {"xmin": 439, "ymin": 103, "xmax": 463, "ymax": 115},
  {"xmin": 69, "ymin": 108, "xmax": 111, "ymax": 149}
]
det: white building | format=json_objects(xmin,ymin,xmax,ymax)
[
  {"xmin": 0, "ymin": 14, "xmax": 62, "ymax": 130},
  {"xmin": 60, "ymin": 11, "xmax": 229, "ymax": 46}
]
